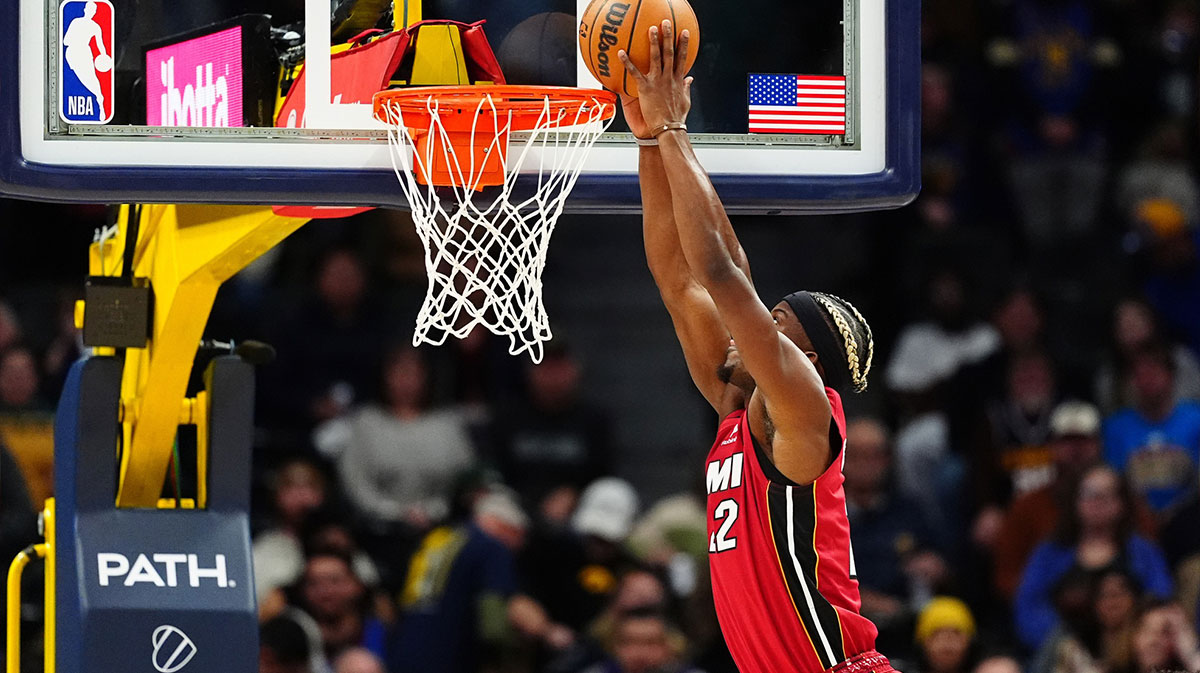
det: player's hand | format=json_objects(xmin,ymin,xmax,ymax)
[
  {"xmin": 620, "ymin": 95, "xmax": 652, "ymax": 139},
  {"xmin": 618, "ymin": 20, "xmax": 693, "ymax": 131}
]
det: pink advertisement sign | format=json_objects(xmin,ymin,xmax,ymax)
[{"xmin": 146, "ymin": 26, "xmax": 243, "ymax": 127}]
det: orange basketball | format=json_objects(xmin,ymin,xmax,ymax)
[{"xmin": 578, "ymin": 0, "xmax": 699, "ymax": 98}]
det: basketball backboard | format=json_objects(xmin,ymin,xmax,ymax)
[{"xmin": 0, "ymin": 0, "xmax": 919, "ymax": 213}]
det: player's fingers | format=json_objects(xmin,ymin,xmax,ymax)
[
  {"xmin": 676, "ymin": 30, "xmax": 691, "ymax": 77},
  {"xmin": 647, "ymin": 25, "xmax": 661, "ymax": 75},
  {"xmin": 617, "ymin": 50, "xmax": 647, "ymax": 83},
  {"xmin": 661, "ymin": 20, "xmax": 675, "ymax": 74}
]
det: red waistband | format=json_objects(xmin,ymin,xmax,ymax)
[{"xmin": 827, "ymin": 650, "xmax": 897, "ymax": 673}]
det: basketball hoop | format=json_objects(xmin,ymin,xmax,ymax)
[{"xmin": 373, "ymin": 85, "xmax": 617, "ymax": 362}]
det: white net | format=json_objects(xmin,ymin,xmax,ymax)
[{"xmin": 379, "ymin": 91, "xmax": 615, "ymax": 363}]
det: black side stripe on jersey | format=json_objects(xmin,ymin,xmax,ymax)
[{"xmin": 766, "ymin": 484, "xmax": 846, "ymax": 670}]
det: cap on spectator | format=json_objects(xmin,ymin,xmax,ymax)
[
  {"xmin": 1050, "ymin": 400, "xmax": 1101, "ymax": 438},
  {"xmin": 915, "ymin": 596, "xmax": 976, "ymax": 644},
  {"xmin": 475, "ymin": 487, "xmax": 529, "ymax": 530},
  {"xmin": 572, "ymin": 477, "xmax": 639, "ymax": 543}
]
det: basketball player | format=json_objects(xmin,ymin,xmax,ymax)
[
  {"xmin": 62, "ymin": 1, "xmax": 108, "ymax": 112},
  {"xmin": 617, "ymin": 21, "xmax": 897, "ymax": 673}
]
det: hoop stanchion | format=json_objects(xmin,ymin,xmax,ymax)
[{"xmin": 373, "ymin": 85, "xmax": 617, "ymax": 362}]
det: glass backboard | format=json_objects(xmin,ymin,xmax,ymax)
[{"xmin": 1, "ymin": 0, "xmax": 919, "ymax": 213}]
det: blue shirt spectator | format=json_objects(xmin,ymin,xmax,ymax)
[
  {"xmin": 1103, "ymin": 347, "xmax": 1200, "ymax": 514},
  {"xmin": 1014, "ymin": 465, "xmax": 1173, "ymax": 651},
  {"xmin": 1143, "ymin": 229, "xmax": 1200, "ymax": 359},
  {"xmin": 389, "ymin": 490, "xmax": 572, "ymax": 673},
  {"xmin": 390, "ymin": 522, "xmax": 519, "ymax": 673}
]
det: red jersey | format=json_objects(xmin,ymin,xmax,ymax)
[{"xmin": 706, "ymin": 388, "xmax": 879, "ymax": 672}]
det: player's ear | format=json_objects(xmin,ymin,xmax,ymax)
[{"xmin": 804, "ymin": 351, "xmax": 819, "ymax": 366}]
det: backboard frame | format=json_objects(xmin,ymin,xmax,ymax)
[{"xmin": 0, "ymin": 0, "xmax": 919, "ymax": 214}]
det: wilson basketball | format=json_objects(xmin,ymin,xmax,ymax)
[{"xmin": 578, "ymin": 0, "xmax": 700, "ymax": 97}]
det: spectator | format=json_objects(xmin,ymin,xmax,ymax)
[
  {"xmin": 0, "ymin": 347, "xmax": 47, "ymax": 412},
  {"xmin": 263, "ymin": 248, "xmax": 387, "ymax": 439},
  {"xmin": 254, "ymin": 458, "xmax": 332, "ymax": 608},
  {"xmin": 1014, "ymin": 465, "xmax": 1172, "ymax": 651},
  {"xmin": 888, "ymin": 269, "xmax": 996, "ymax": 542},
  {"xmin": 390, "ymin": 489, "xmax": 573, "ymax": 673},
  {"xmin": 886, "ymin": 269, "xmax": 1001, "ymax": 397},
  {"xmin": 971, "ymin": 655, "xmax": 1021, "ymax": 673},
  {"xmin": 959, "ymin": 286, "xmax": 1048, "ymax": 400},
  {"xmin": 315, "ymin": 344, "xmax": 475, "ymax": 532},
  {"xmin": 993, "ymin": 401, "xmax": 1157, "ymax": 601},
  {"xmin": 1113, "ymin": 600, "xmax": 1200, "ymax": 673},
  {"xmin": 626, "ymin": 493, "xmax": 708, "ymax": 596},
  {"xmin": 294, "ymin": 551, "xmax": 386, "ymax": 663},
  {"xmin": 259, "ymin": 615, "xmax": 316, "ymax": 673},
  {"xmin": 581, "ymin": 607, "xmax": 705, "ymax": 673},
  {"xmin": 491, "ymin": 341, "xmax": 612, "ymax": 520},
  {"xmin": 1032, "ymin": 568, "xmax": 1141, "ymax": 673},
  {"xmin": 300, "ymin": 518, "xmax": 383, "ymax": 595},
  {"xmin": 0, "ymin": 439, "xmax": 37, "ymax": 558},
  {"xmin": 39, "ymin": 293, "xmax": 83, "ymax": 401},
  {"xmin": 1102, "ymin": 345, "xmax": 1200, "ymax": 517},
  {"xmin": 1159, "ymin": 487, "xmax": 1200, "ymax": 612},
  {"xmin": 0, "ymin": 439, "xmax": 38, "ymax": 639},
  {"xmin": 975, "ymin": 351, "xmax": 1061, "ymax": 516},
  {"xmin": 1137, "ymin": 201, "xmax": 1200, "ymax": 357},
  {"xmin": 990, "ymin": 0, "xmax": 1117, "ymax": 247},
  {"xmin": 914, "ymin": 597, "xmax": 977, "ymax": 673},
  {"xmin": 555, "ymin": 570, "xmax": 674, "ymax": 673},
  {"xmin": 1116, "ymin": 126, "xmax": 1199, "ymax": 237},
  {"xmin": 1147, "ymin": 3, "xmax": 1199, "ymax": 121},
  {"xmin": 1096, "ymin": 297, "xmax": 1200, "ymax": 413},
  {"xmin": 331, "ymin": 647, "xmax": 386, "ymax": 673},
  {"xmin": 843, "ymin": 417, "xmax": 947, "ymax": 658},
  {"xmin": 0, "ymin": 348, "xmax": 55, "ymax": 506},
  {"xmin": 587, "ymin": 569, "xmax": 671, "ymax": 644},
  {"xmin": 523, "ymin": 478, "xmax": 641, "ymax": 633},
  {"xmin": 0, "ymin": 302, "xmax": 23, "ymax": 353}
]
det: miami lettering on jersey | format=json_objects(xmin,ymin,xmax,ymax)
[{"xmin": 60, "ymin": 0, "xmax": 115, "ymax": 124}]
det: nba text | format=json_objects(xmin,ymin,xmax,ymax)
[{"xmin": 66, "ymin": 96, "xmax": 96, "ymax": 117}]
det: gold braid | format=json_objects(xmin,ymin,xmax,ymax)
[{"xmin": 811, "ymin": 292, "xmax": 874, "ymax": 393}]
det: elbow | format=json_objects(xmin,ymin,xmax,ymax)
[{"xmin": 694, "ymin": 257, "xmax": 742, "ymax": 288}]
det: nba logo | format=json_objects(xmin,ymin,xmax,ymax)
[{"xmin": 60, "ymin": 0, "xmax": 115, "ymax": 124}]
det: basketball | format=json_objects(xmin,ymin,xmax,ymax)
[
  {"xmin": 578, "ymin": 0, "xmax": 700, "ymax": 97},
  {"xmin": 93, "ymin": 54, "xmax": 113, "ymax": 73}
]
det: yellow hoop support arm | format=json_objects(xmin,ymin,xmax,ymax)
[
  {"xmin": 87, "ymin": 205, "xmax": 309, "ymax": 508},
  {"xmin": 6, "ymin": 543, "xmax": 46, "ymax": 673}
]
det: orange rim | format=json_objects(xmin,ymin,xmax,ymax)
[{"xmin": 373, "ymin": 85, "xmax": 618, "ymax": 133}]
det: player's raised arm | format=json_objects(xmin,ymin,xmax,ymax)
[
  {"xmin": 627, "ymin": 96, "xmax": 743, "ymax": 413},
  {"xmin": 619, "ymin": 22, "xmax": 834, "ymax": 476}
]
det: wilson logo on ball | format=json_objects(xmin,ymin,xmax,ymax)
[{"xmin": 594, "ymin": 2, "xmax": 630, "ymax": 78}]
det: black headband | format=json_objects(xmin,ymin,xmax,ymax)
[{"xmin": 783, "ymin": 291, "xmax": 851, "ymax": 393}]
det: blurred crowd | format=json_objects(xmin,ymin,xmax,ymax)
[{"xmin": 4, "ymin": 0, "xmax": 1200, "ymax": 672}]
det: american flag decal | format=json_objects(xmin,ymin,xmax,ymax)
[{"xmin": 748, "ymin": 74, "xmax": 846, "ymax": 135}]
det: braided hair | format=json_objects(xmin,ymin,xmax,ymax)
[{"xmin": 809, "ymin": 292, "xmax": 874, "ymax": 393}]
